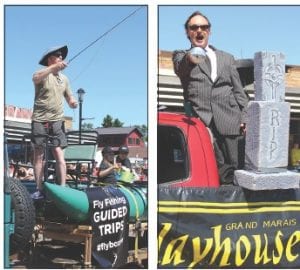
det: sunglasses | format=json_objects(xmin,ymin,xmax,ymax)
[
  {"xmin": 188, "ymin": 24, "xmax": 210, "ymax": 31},
  {"xmin": 51, "ymin": 52, "xmax": 63, "ymax": 58}
]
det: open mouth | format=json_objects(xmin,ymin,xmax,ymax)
[{"xmin": 196, "ymin": 34, "xmax": 204, "ymax": 42}]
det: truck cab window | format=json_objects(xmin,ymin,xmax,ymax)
[{"xmin": 158, "ymin": 125, "xmax": 188, "ymax": 184}]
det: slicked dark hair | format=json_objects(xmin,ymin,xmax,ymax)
[{"xmin": 184, "ymin": 11, "xmax": 211, "ymax": 30}]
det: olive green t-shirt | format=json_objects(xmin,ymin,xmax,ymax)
[{"xmin": 32, "ymin": 73, "xmax": 72, "ymax": 122}]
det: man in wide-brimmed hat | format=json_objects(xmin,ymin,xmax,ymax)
[{"xmin": 31, "ymin": 45, "xmax": 78, "ymax": 199}]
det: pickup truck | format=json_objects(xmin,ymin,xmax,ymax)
[
  {"xmin": 158, "ymin": 111, "xmax": 300, "ymax": 269},
  {"xmin": 158, "ymin": 111, "xmax": 219, "ymax": 188}
]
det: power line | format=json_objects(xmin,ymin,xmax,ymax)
[{"xmin": 68, "ymin": 6, "xmax": 144, "ymax": 64}]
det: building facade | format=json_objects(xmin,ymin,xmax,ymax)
[
  {"xmin": 4, "ymin": 106, "xmax": 147, "ymax": 164},
  {"xmin": 96, "ymin": 127, "xmax": 147, "ymax": 160}
]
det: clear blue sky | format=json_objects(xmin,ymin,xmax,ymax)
[
  {"xmin": 159, "ymin": 5, "xmax": 300, "ymax": 65},
  {"xmin": 4, "ymin": 5, "xmax": 147, "ymax": 128}
]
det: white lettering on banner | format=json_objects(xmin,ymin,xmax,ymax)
[
  {"xmin": 93, "ymin": 200, "xmax": 104, "ymax": 209},
  {"xmin": 92, "ymin": 196, "xmax": 127, "ymax": 210},
  {"xmin": 87, "ymin": 188, "xmax": 129, "ymax": 267},
  {"xmin": 93, "ymin": 206, "xmax": 128, "ymax": 222},
  {"xmin": 97, "ymin": 238, "xmax": 124, "ymax": 251},
  {"xmin": 92, "ymin": 195, "xmax": 128, "ymax": 237},
  {"xmin": 105, "ymin": 196, "xmax": 127, "ymax": 206},
  {"xmin": 98, "ymin": 221, "xmax": 124, "ymax": 236}
]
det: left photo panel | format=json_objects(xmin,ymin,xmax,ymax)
[{"xmin": 4, "ymin": 5, "xmax": 148, "ymax": 269}]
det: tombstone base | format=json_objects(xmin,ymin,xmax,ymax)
[{"xmin": 234, "ymin": 170, "xmax": 300, "ymax": 190}]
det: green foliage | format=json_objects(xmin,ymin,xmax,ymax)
[
  {"xmin": 113, "ymin": 118, "xmax": 124, "ymax": 127},
  {"xmin": 101, "ymin": 115, "xmax": 113, "ymax": 127},
  {"xmin": 82, "ymin": 122, "xmax": 94, "ymax": 130},
  {"xmin": 101, "ymin": 114, "xmax": 124, "ymax": 127},
  {"xmin": 135, "ymin": 124, "xmax": 148, "ymax": 142}
]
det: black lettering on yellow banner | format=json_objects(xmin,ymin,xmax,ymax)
[{"xmin": 158, "ymin": 187, "xmax": 300, "ymax": 268}]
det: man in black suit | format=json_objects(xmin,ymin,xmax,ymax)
[{"xmin": 173, "ymin": 11, "xmax": 249, "ymax": 184}]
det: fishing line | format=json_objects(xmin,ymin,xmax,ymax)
[
  {"xmin": 70, "ymin": 37, "xmax": 106, "ymax": 83},
  {"xmin": 68, "ymin": 6, "xmax": 144, "ymax": 64},
  {"xmin": 72, "ymin": 108, "xmax": 77, "ymax": 123}
]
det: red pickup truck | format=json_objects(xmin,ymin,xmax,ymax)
[
  {"xmin": 158, "ymin": 110, "xmax": 300, "ymax": 269},
  {"xmin": 158, "ymin": 111, "xmax": 219, "ymax": 187}
]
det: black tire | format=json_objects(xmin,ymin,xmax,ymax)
[{"xmin": 10, "ymin": 178, "xmax": 36, "ymax": 252}]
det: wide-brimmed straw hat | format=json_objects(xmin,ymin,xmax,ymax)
[{"xmin": 39, "ymin": 45, "xmax": 68, "ymax": 66}]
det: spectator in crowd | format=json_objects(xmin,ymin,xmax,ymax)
[
  {"xmin": 9, "ymin": 164, "xmax": 15, "ymax": 177},
  {"xmin": 15, "ymin": 166, "xmax": 34, "ymax": 180},
  {"xmin": 291, "ymin": 142, "xmax": 300, "ymax": 168},
  {"xmin": 133, "ymin": 166, "xmax": 146, "ymax": 181},
  {"xmin": 17, "ymin": 167, "xmax": 28, "ymax": 179},
  {"xmin": 97, "ymin": 146, "xmax": 119, "ymax": 184},
  {"xmin": 92, "ymin": 165, "xmax": 99, "ymax": 177},
  {"xmin": 80, "ymin": 164, "xmax": 89, "ymax": 181},
  {"xmin": 26, "ymin": 168, "xmax": 34, "ymax": 180},
  {"xmin": 116, "ymin": 145, "xmax": 132, "ymax": 171}
]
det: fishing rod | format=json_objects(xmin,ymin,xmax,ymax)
[{"xmin": 68, "ymin": 6, "xmax": 144, "ymax": 64}]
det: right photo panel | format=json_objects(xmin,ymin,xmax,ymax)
[{"xmin": 158, "ymin": 5, "xmax": 300, "ymax": 269}]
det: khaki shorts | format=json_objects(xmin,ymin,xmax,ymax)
[{"xmin": 31, "ymin": 120, "xmax": 67, "ymax": 148}]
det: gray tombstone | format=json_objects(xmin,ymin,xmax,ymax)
[
  {"xmin": 245, "ymin": 101, "xmax": 290, "ymax": 170},
  {"xmin": 235, "ymin": 51, "xmax": 300, "ymax": 190}
]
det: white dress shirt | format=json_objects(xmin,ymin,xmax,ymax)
[{"xmin": 205, "ymin": 45, "xmax": 217, "ymax": 82}]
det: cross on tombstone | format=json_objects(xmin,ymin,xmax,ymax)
[
  {"xmin": 254, "ymin": 52, "xmax": 285, "ymax": 102},
  {"xmin": 264, "ymin": 55, "xmax": 284, "ymax": 100}
]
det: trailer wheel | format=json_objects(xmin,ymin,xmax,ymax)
[{"xmin": 10, "ymin": 178, "xmax": 36, "ymax": 252}]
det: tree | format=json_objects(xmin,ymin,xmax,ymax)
[
  {"xmin": 82, "ymin": 122, "xmax": 94, "ymax": 130},
  {"xmin": 113, "ymin": 118, "xmax": 124, "ymax": 127},
  {"xmin": 135, "ymin": 124, "xmax": 148, "ymax": 142},
  {"xmin": 101, "ymin": 115, "xmax": 124, "ymax": 127},
  {"xmin": 101, "ymin": 115, "xmax": 113, "ymax": 127}
]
